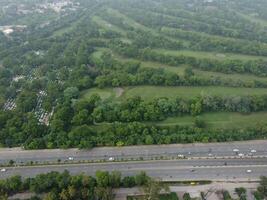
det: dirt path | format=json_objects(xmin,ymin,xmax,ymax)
[{"xmin": 114, "ymin": 87, "xmax": 124, "ymax": 97}]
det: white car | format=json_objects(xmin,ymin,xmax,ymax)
[
  {"xmin": 246, "ymin": 169, "xmax": 252, "ymax": 173},
  {"xmin": 0, "ymin": 168, "xmax": 6, "ymax": 172},
  {"xmin": 178, "ymin": 154, "xmax": 185, "ymax": 158},
  {"xmin": 108, "ymin": 157, "xmax": 114, "ymax": 161},
  {"xmin": 238, "ymin": 153, "xmax": 244, "ymax": 157},
  {"xmin": 233, "ymin": 149, "xmax": 239, "ymax": 152},
  {"xmin": 68, "ymin": 157, "xmax": 74, "ymax": 161},
  {"xmin": 251, "ymin": 149, "xmax": 257, "ymax": 153}
]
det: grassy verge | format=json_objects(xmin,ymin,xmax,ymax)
[
  {"xmin": 92, "ymin": 15, "xmax": 127, "ymax": 36},
  {"xmin": 82, "ymin": 85, "xmax": 267, "ymax": 101},
  {"xmin": 157, "ymin": 112, "xmax": 267, "ymax": 128},
  {"xmin": 127, "ymin": 192, "xmax": 179, "ymax": 200},
  {"xmin": 153, "ymin": 49, "xmax": 267, "ymax": 61},
  {"xmin": 122, "ymin": 86, "xmax": 267, "ymax": 100}
]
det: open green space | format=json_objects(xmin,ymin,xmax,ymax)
[
  {"xmin": 92, "ymin": 48, "xmax": 267, "ymax": 85},
  {"xmin": 81, "ymin": 87, "xmax": 116, "ymax": 100},
  {"xmin": 104, "ymin": 8, "xmax": 190, "ymax": 45},
  {"xmin": 157, "ymin": 112, "xmax": 267, "ymax": 128},
  {"xmin": 234, "ymin": 10, "xmax": 267, "ymax": 27},
  {"xmin": 91, "ymin": 48, "xmax": 187, "ymax": 75},
  {"xmin": 154, "ymin": 49, "xmax": 267, "ymax": 61},
  {"xmin": 92, "ymin": 15, "xmax": 127, "ymax": 36},
  {"xmin": 106, "ymin": 8, "xmax": 150, "ymax": 32},
  {"xmin": 90, "ymin": 111, "xmax": 267, "ymax": 132},
  {"xmin": 82, "ymin": 86, "xmax": 267, "ymax": 101},
  {"xmin": 193, "ymin": 69, "xmax": 267, "ymax": 84},
  {"xmin": 122, "ymin": 86, "xmax": 267, "ymax": 100}
]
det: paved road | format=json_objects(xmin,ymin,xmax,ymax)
[
  {"xmin": 1, "ymin": 158, "xmax": 267, "ymax": 180},
  {"xmin": 0, "ymin": 140, "xmax": 267, "ymax": 164}
]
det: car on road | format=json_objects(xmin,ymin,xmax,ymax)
[
  {"xmin": 178, "ymin": 154, "xmax": 185, "ymax": 158},
  {"xmin": 246, "ymin": 169, "xmax": 252, "ymax": 173},
  {"xmin": 68, "ymin": 157, "xmax": 74, "ymax": 161},
  {"xmin": 233, "ymin": 149, "xmax": 239, "ymax": 152},
  {"xmin": 251, "ymin": 149, "xmax": 257, "ymax": 153},
  {"xmin": 108, "ymin": 157, "xmax": 114, "ymax": 161},
  {"xmin": 0, "ymin": 168, "xmax": 6, "ymax": 172},
  {"xmin": 238, "ymin": 153, "xmax": 245, "ymax": 157}
]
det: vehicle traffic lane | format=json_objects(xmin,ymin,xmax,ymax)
[
  {"xmin": 0, "ymin": 140, "xmax": 267, "ymax": 164},
  {"xmin": 1, "ymin": 158, "xmax": 267, "ymax": 180}
]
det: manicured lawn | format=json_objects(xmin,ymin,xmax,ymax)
[
  {"xmin": 193, "ymin": 69, "xmax": 267, "ymax": 84},
  {"xmin": 154, "ymin": 49, "xmax": 267, "ymax": 61},
  {"xmin": 157, "ymin": 112, "xmax": 267, "ymax": 128},
  {"xmin": 106, "ymin": 8, "xmax": 151, "ymax": 32},
  {"xmin": 113, "ymin": 52, "xmax": 187, "ymax": 75},
  {"xmin": 92, "ymin": 16, "xmax": 127, "ymax": 36},
  {"xmin": 82, "ymin": 86, "xmax": 267, "ymax": 101},
  {"xmin": 92, "ymin": 48, "xmax": 267, "ymax": 85},
  {"xmin": 122, "ymin": 86, "xmax": 267, "ymax": 100},
  {"xmin": 81, "ymin": 88, "xmax": 115, "ymax": 100},
  {"xmin": 92, "ymin": 48, "xmax": 187, "ymax": 75},
  {"xmin": 235, "ymin": 11, "xmax": 267, "ymax": 27}
]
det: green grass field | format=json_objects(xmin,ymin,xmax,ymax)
[
  {"xmin": 92, "ymin": 48, "xmax": 267, "ymax": 85},
  {"xmin": 157, "ymin": 112, "xmax": 267, "ymax": 128},
  {"xmin": 81, "ymin": 88, "xmax": 116, "ymax": 100},
  {"xmin": 106, "ymin": 8, "xmax": 151, "ymax": 32},
  {"xmin": 82, "ymin": 86, "xmax": 267, "ymax": 101},
  {"xmin": 91, "ymin": 48, "xmax": 187, "ymax": 75},
  {"xmin": 193, "ymin": 69, "xmax": 267, "ymax": 84},
  {"xmin": 154, "ymin": 49, "xmax": 267, "ymax": 61},
  {"xmin": 86, "ymin": 12, "xmax": 267, "ymax": 133},
  {"xmin": 90, "ymin": 111, "xmax": 267, "ymax": 130},
  {"xmin": 235, "ymin": 11, "xmax": 267, "ymax": 27},
  {"xmin": 122, "ymin": 86, "xmax": 267, "ymax": 100},
  {"xmin": 104, "ymin": 8, "xmax": 190, "ymax": 46},
  {"xmin": 92, "ymin": 16, "xmax": 127, "ymax": 36}
]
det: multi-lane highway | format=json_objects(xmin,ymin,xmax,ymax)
[
  {"xmin": 0, "ymin": 140, "xmax": 267, "ymax": 180},
  {"xmin": 0, "ymin": 158, "xmax": 267, "ymax": 180},
  {"xmin": 0, "ymin": 140, "xmax": 267, "ymax": 164}
]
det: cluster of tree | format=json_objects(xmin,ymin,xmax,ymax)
[
  {"xmin": 110, "ymin": 41, "xmax": 267, "ymax": 77},
  {"xmin": 161, "ymin": 27, "xmax": 267, "ymax": 56},
  {"xmin": 0, "ymin": 170, "xmax": 152, "ymax": 200},
  {"xmin": 222, "ymin": 190, "xmax": 232, "ymax": 200},
  {"xmin": 26, "ymin": 118, "xmax": 267, "ymax": 149},
  {"xmin": 0, "ymin": 67, "xmax": 13, "ymax": 107},
  {"xmin": 93, "ymin": 53, "xmax": 267, "ymax": 89},
  {"xmin": 0, "ymin": 111, "xmax": 47, "ymax": 148},
  {"xmin": 91, "ymin": 95, "xmax": 267, "ymax": 123},
  {"xmin": 11, "ymin": 90, "xmax": 267, "ymax": 149},
  {"xmin": 2, "ymin": 92, "xmax": 267, "ymax": 149},
  {"xmin": 254, "ymin": 176, "xmax": 267, "ymax": 200},
  {"xmin": 127, "ymin": 30, "xmax": 183, "ymax": 50},
  {"xmin": 235, "ymin": 187, "xmax": 247, "ymax": 200},
  {"xmin": 113, "ymin": 0, "xmax": 267, "ymax": 43}
]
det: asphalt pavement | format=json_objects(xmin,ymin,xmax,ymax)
[
  {"xmin": 0, "ymin": 140, "xmax": 267, "ymax": 164},
  {"xmin": 1, "ymin": 158, "xmax": 267, "ymax": 181}
]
